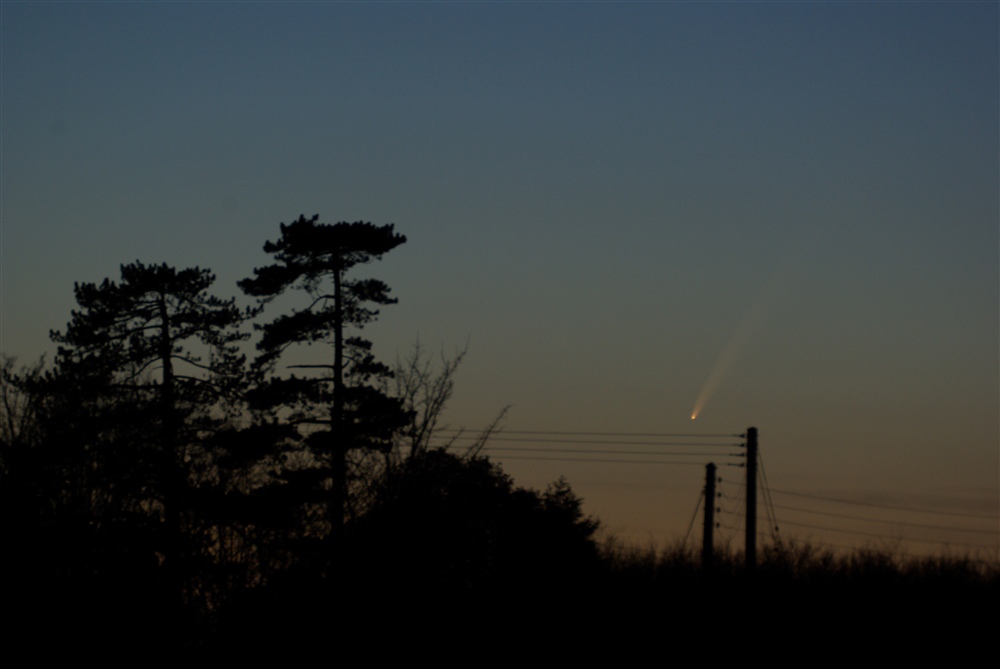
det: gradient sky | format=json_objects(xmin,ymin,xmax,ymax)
[{"xmin": 2, "ymin": 1, "xmax": 997, "ymax": 557}]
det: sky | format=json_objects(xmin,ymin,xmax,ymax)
[{"xmin": 2, "ymin": 1, "xmax": 997, "ymax": 558}]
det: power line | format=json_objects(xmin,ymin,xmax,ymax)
[
  {"xmin": 683, "ymin": 490, "xmax": 704, "ymax": 548},
  {"xmin": 757, "ymin": 448, "xmax": 781, "ymax": 543},
  {"xmin": 441, "ymin": 425, "xmax": 996, "ymax": 557},
  {"xmin": 486, "ymin": 455, "xmax": 712, "ymax": 466},
  {"xmin": 480, "ymin": 446, "xmax": 745, "ymax": 457},
  {"xmin": 434, "ymin": 428, "xmax": 741, "ymax": 438},
  {"xmin": 770, "ymin": 503, "xmax": 1000, "ymax": 536},
  {"xmin": 775, "ymin": 520, "xmax": 999, "ymax": 550},
  {"xmin": 770, "ymin": 488, "xmax": 996, "ymax": 520},
  {"xmin": 432, "ymin": 435, "xmax": 741, "ymax": 447}
]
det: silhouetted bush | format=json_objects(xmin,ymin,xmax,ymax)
[{"xmin": 345, "ymin": 451, "xmax": 601, "ymax": 604}]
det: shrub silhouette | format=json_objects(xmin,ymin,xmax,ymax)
[{"xmin": 346, "ymin": 450, "xmax": 601, "ymax": 602}]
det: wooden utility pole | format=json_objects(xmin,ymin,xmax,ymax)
[
  {"xmin": 702, "ymin": 462, "xmax": 717, "ymax": 571},
  {"xmin": 745, "ymin": 426, "xmax": 758, "ymax": 571}
]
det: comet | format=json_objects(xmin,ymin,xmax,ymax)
[{"xmin": 689, "ymin": 273, "xmax": 781, "ymax": 420}]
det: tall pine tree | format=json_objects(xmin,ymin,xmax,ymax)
[
  {"xmin": 239, "ymin": 214, "xmax": 410, "ymax": 548},
  {"xmin": 49, "ymin": 262, "xmax": 249, "ymax": 595}
]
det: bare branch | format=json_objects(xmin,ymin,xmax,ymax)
[{"xmin": 464, "ymin": 405, "xmax": 511, "ymax": 459}]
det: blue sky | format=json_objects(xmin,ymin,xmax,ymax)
[{"xmin": 2, "ymin": 1, "xmax": 997, "ymax": 554}]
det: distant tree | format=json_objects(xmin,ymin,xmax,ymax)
[
  {"xmin": 0, "ymin": 354, "xmax": 46, "ymax": 464},
  {"xmin": 0, "ymin": 355, "xmax": 51, "ymax": 575},
  {"xmin": 239, "ymin": 214, "xmax": 410, "ymax": 547},
  {"xmin": 385, "ymin": 341, "xmax": 509, "ymax": 464},
  {"xmin": 388, "ymin": 342, "xmax": 467, "ymax": 463}
]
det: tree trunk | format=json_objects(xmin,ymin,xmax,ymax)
[{"xmin": 330, "ymin": 262, "xmax": 346, "ymax": 549}]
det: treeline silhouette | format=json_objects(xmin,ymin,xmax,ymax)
[
  {"xmin": 1, "ymin": 215, "xmax": 996, "ymax": 655},
  {"xmin": 0, "ymin": 216, "xmax": 606, "ymax": 654}
]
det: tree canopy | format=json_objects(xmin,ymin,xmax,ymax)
[
  {"xmin": 239, "ymin": 214, "xmax": 406, "ymax": 371},
  {"xmin": 239, "ymin": 214, "xmax": 410, "ymax": 543},
  {"xmin": 0, "ymin": 220, "xmax": 606, "ymax": 652},
  {"xmin": 51, "ymin": 261, "xmax": 248, "ymax": 406},
  {"xmin": 5, "ymin": 262, "xmax": 254, "ymax": 644}
]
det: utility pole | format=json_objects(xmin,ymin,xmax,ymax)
[
  {"xmin": 702, "ymin": 462, "xmax": 717, "ymax": 572},
  {"xmin": 745, "ymin": 426, "xmax": 758, "ymax": 572}
]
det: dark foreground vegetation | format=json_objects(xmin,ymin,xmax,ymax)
[{"xmin": 2, "ymin": 215, "xmax": 996, "ymax": 656}]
